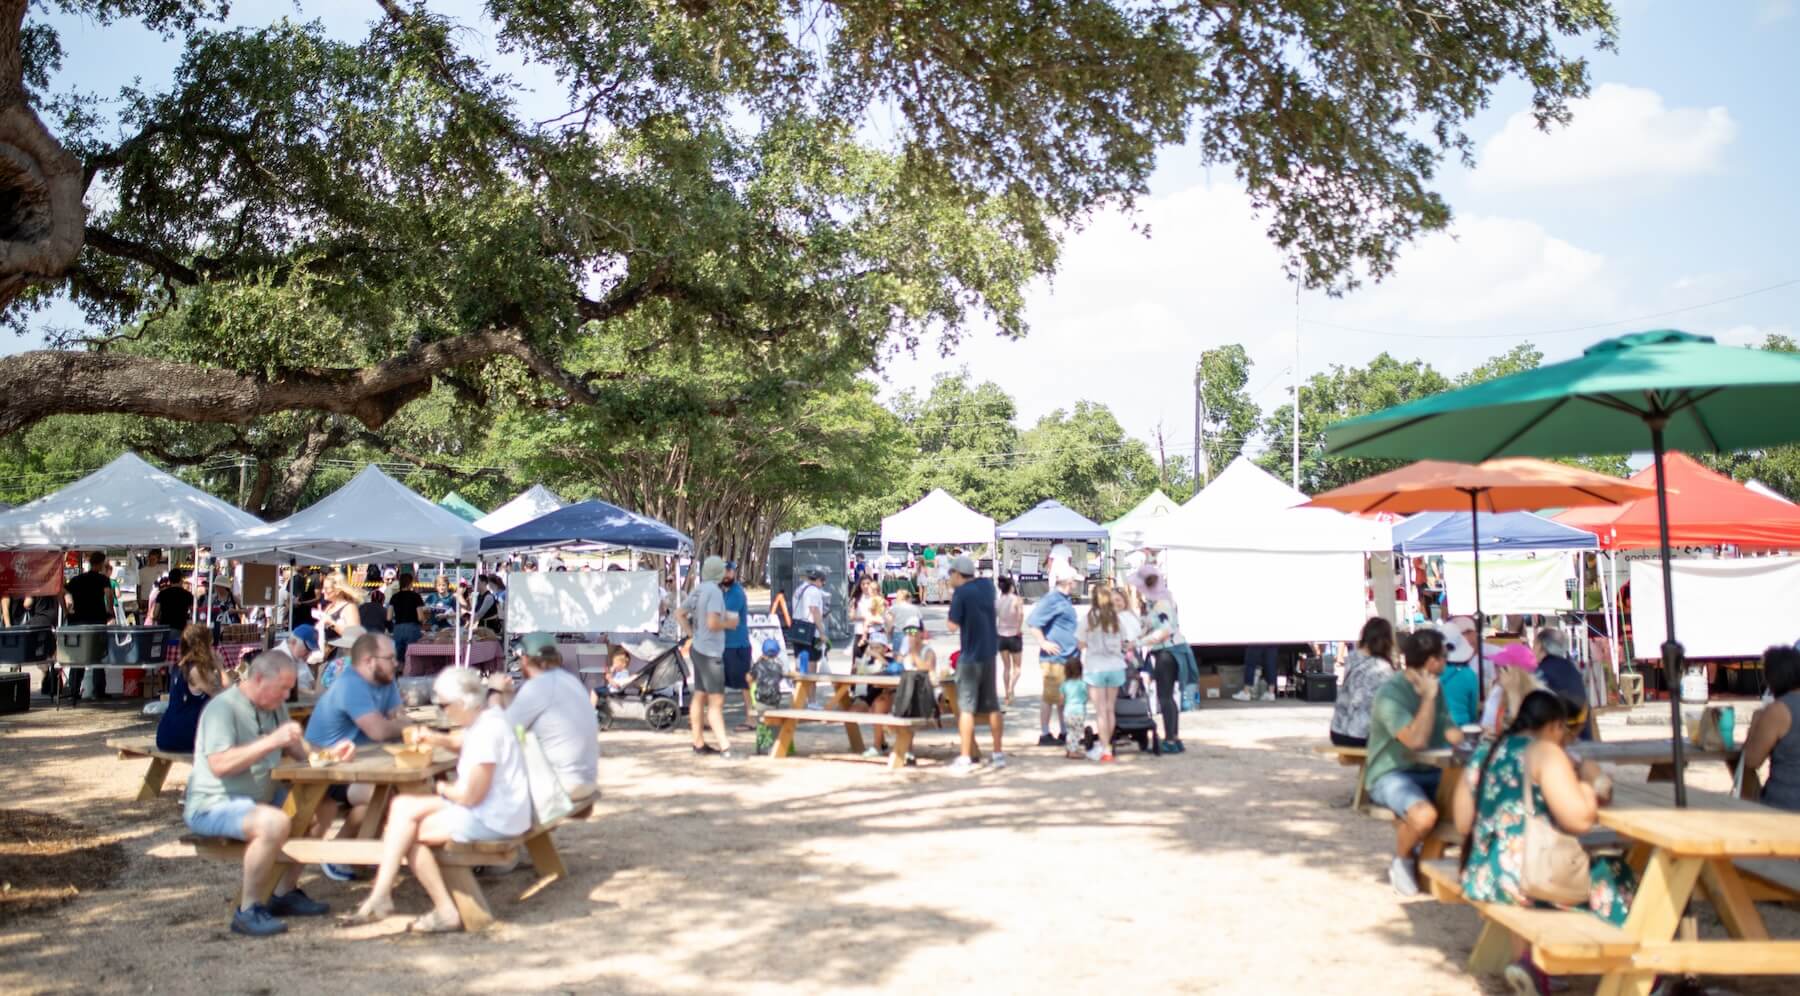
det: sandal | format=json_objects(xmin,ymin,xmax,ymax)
[
  {"xmin": 407, "ymin": 909, "xmax": 462, "ymax": 934},
  {"xmin": 336, "ymin": 899, "xmax": 394, "ymax": 927},
  {"xmin": 732, "ymin": 723, "xmax": 755, "ymax": 733}
]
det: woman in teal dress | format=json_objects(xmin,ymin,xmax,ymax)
[{"xmin": 1453, "ymin": 690, "xmax": 1635, "ymax": 996}]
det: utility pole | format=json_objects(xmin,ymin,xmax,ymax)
[
  {"xmin": 1193, "ymin": 361, "xmax": 1209, "ymax": 485},
  {"xmin": 1292, "ymin": 287, "xmax": 1302, "ymax": 491},
  {"xmin": 1154, "ymin": 423, "xmax": 1169, "ymax": 490},
  {"xmin": 238, "ymin": 455, "xmax": 249, "ymax": 507}
]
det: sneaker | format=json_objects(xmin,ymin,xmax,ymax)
[
  {"xmin": 692, "ymin": 744, "xmax": 719, "ymax": 755},
  {"xmin": 1037, "ymin": 732, "xmax": 1059, "ymax": 747},
  {"xmin": 1259, "ymin": 688, "xmax": 1279, "ymax": 702},
  {"xmin": 230, "ymin": 904, "xmax": 288, "ymax": 937},
  {"xmin": 1055, "ymin": 732, "xmax": 1067, "ymax": 746},
  {"xmin": 717, "ymin": 750, "xmax": 734, "ymax": 760},
  {"xmin": 1171, "ymin": 740, "xmax": 1186, "ymax": 753},
  {"xmin": 1159, "ymin": 740, "xmax": 1182, "ymax": 755},
  {"xmin": 319, "ymin": 863, "xmax": 357, "ymax": 883},
  {"xmin": 1388, "ymin": 856, "xmax": 1421, "ymax": 898},
  {"xmin": 1099, "ymin": 753, "xmax": 1115, "ymax": 763},
  {"xmin": 946, "ymin": 756, "xmax": 976, "ymax": 776},
  {"xmin": 268, "ymin": 888, "xmax": 329, "ymax": 917},
  {"xmin": 1085, "ymin": 746, "xmax": 1103, "ymax": 762},
  {"xmin": 904, "ymin": 753, "xmax": 917, "ymax": 767},
  {"xmin": 990, "ymin": 753, "xmax": 1007, "ymax": 770},
  {"xmin": 1503, "ymin": 955, "xmax": 1549, "ymax": 996},
  {"xmin": 863, "ymin": 746, "xmax": 884, "ymax": 758},
  {"xmin": 1231, "ymin": 688, "xmax": 1254, "ymax": 702}
]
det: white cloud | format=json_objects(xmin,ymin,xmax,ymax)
[
  {"xmin": 1473, "ymin": 83, "xmax": 1736, "ymax": 192},
  {"xmin": 1760, "ymin": 1, "xmax": 1795, "ymax": 25},
  {"xmin": 878, "ymin": 183, "xmax": 1620, "ymax": 448}
]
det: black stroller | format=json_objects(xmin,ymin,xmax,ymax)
[
  {"xmin": 594, "ymin": 637, "xmax": 690, "ymax": 732},
  {"xmin": 1080, "ymin": 667, "xmax": 1161, "ymax": 755}
]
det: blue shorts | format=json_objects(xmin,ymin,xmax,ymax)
[
  {"xmin": 184, "ymin": 787, "xmax": 289, "ymax": 840},
  {"xmin": 1368, "ymin": 767, "xmax": 1441, "ymax": 816},
  {"xmin": 1085, "ymin": 669, "xmax": 1126, "ymax": 689},
  {"xmin": 438, "ymin": 804, "xmax": 514, "ymax": 843}
]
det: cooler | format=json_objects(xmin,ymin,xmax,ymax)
[
  {"xmin": 55, "ymin": 625, "xmax": 109, "ymax": 665},
  {"xmin": 0, "ymin": 626, "xmax": 54, "ymax": 664},
  {"xmin": 107, "ymin": 626, "xmax": 171, "ymax": 666},
  {"xmin": 0, "ymin": 671, "xmax": 28, "ymax": 714},
  {"xmin": 1300, "ymin": 671, "xmax": 1338, "ymax": 703}
]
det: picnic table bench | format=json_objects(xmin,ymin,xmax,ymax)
[
  {"xmin": 1420, "ymin": 782, "xmax": 1800, "ymax": 993},
  {"xmin": 108, "ymin": 735, "xmax": 187, "ymax": 801},
  {"xmin": 760, "ymin": 709, "xmax": 933, "ymax": 769}
]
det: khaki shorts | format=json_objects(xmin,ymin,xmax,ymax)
[{"xmin": 1040, "ymin": 663, "xmax": 1066, "ymax": 705}]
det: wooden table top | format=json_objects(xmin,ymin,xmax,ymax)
[
  {"xmin": 1568, "ymin": 737, "xmax": 1739, "ymax": 766},
  {"xmin": 1598, "ymin": 781, "xmax": 1800, "ymax": 857},
  {"xmin": 786, "ymin": 670, "xmax": 946, "ymax": 688},
  {"xmin": 274, "ymin": 747, "xmax": 455, "ymax": 785}
]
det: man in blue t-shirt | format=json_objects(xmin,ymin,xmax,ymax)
[
  {"xmin": 946, "ymin": 556, "xmax": 1004, "ymax": 773},
  {"xmin": 720, "ymin": 561, "xmax": 754, "ymax": 725},
  {"xmin": 303, "ymin": 632, "xmax": 407, "ymax": 869},
  {"xmin": 1025, "ymin": 574, "xmax": 1081, "ymax": 746}
]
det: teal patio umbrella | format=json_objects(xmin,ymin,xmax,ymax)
[{"xmin": 1325, "ymin": 330, "xmax": 1800, "ymax": 806}]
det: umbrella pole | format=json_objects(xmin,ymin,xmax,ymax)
[
  {"xmin": 1468, "ymin": 490, "xmax": 1486, "ymax": 700},
  {"xmin": 1650, "ymin": 422, "xmax": 1687, "ymax": 807}
]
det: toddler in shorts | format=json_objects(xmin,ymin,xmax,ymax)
[{"xmin": 1060, "ymin": 658, "xmax": 1090, "ymax": 759}]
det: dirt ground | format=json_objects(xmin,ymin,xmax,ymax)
[{"xmin": 1, "ymin": 613, "xmax": 1794, "ymax": 996}]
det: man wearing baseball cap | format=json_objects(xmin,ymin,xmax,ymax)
[
  {"xmin": 678, "ymin": 556, "xmax": 739, "ymax": 757},
  {"xmin": 793, "ymin": 567, "xmax": 829, "ymax": 667},
  {"xmin": 945, "ymin": 555, "xmax": 1005, "ymax": 773},
  {"xmin": 719, "ymin": 560, "xmax": 755, "ymax": 730},
  {"xmin": 1434, "ymin": 621, "xmax": 1481, "ymax": 727}
]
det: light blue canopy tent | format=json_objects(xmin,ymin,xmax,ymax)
[
  {"xmin": 1391, "ymin": 510, "xmax": 1599, "ymax": 555},
  {"xmin": 995, "ymin": 500, "xmax": 1109, "ymax": 540}
]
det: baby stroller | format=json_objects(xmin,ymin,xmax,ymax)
[
  {"xmin": 594, "ymin": 637, "xmax": 689, "ymax": 732},
  {"xmin": 1081, "ymin": 667, "xmax": 1161, "ymax": 755}
]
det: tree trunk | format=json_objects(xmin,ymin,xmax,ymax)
[{"xmin": 0, "ymin": 0, "xmax": 84, "ymax": 309}]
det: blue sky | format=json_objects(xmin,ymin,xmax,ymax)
[{"xmin": 27, "ymin": 0, "xmax": 1800, "ymax": 454}]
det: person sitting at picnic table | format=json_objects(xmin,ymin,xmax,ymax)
[
  {"xmin": 157, "ymin": 624, "xmax": 229, "ymax": 753},
  {"xmin": 1328, "ymin": 617, "xmax": 1397, "ymax": 748},
  {"xmin": 341, "ymin": 667, "xmax": 532, "ymax": 932},
  {"xmin": 849, "ymin": 631, "xmax": 903, "ymax": 757},
  {"xmin": 1435, "ymin": 621, "xmax": 1482, "ymax": 728},
  {"xmin": 1532, "ymin": 627, "xmax": 1592, "ymax": 741},
  {"xmin": 1026, "ymin": 570, "xmax": 1081, "ymax": 747},
  {"xmin": 1365, "ymin": 627, "xmax": 1463, "ymax": 897},
  {"xmin": 184, "ymin": 650, "xmax": 347, "ymax": 936},
  {"xmin": 497, "ymin": 635, "xmax": 598, "ymax": 798},
  {"xmin": 887, "ymin": 585, "xmax": 923, "ymax": 637},
  {"xmin": 277, "ymin": 624, "xmax": 322, "ymax": 692},
  {"xmin": 1480, "ymin": 643, "xmax": 1542, "ymax": 736},
  {"xmin": 305, "ymin": 632, "xmax": 408, "ymax": 878},
  {"xmin": 1453, "ymin": 689, "xmax": 1632, "ymax": 996},
  {"xmin": 1744, "ymin": 645, "xmax": 1800, "ymax": 812}
]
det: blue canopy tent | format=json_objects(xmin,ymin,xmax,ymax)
[
  {"xmin": 1392, "ymin": 510, "xmax": 1599, "ymax": 555},
  {"xmin": 479, "ymin": 499, "xmax": 692, "ymax": 556}
]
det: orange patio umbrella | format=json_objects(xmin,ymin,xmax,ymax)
[{"xmin": 1306, "ymin": 459, "xmax": 1657, "ymax": 690}]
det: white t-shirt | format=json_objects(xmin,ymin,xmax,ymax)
[
  {"xmin": 458, "ymin": 708, "xmax": 532, "ymax": 836},
  {"xmin": 684, "ymin": 582, "xmax": 728, "ymax": 657},
  {"xmin": 1076, "ymin": 611, "xmax": 1141, "ymax": 673},
  {"xmin": 505, "ymin": 668, "xmax": 599, "ymax": 790},
  {"xmin": 795, "ymin": 583, "xmax": 828, "ymax": 628},
  {"xmin": 137, "ymin": 562, "xmax": 163, "ymax": 601}
]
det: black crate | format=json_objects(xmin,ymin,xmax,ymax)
[
  {"xmin": 0, "ymin": 626, "xmax": 53, "ymax": 664},
  {"xmin": 0, "ymin": 671, "xmax": 29, "ymax": 714},
  {"xmin": 1300, "ymin": 671, "xmax": 1338, "ymax": 703}
]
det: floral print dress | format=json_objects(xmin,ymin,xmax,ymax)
[{"xmin": 1459, "ymin": 735, "xmax": 1635, "ymax": 926}]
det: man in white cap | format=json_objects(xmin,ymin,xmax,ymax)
[
  {"xmin": 1434, "ymin": 621, "xmax": 1481, "ymax": 728},
  {"xmin": 945, "ymin": 555, "xmax": 1005, "ymax": 773},
  {"xmin": 678, "ymin": 555, "xmax": 738, "ymax": 758}
]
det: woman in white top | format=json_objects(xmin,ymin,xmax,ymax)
[
  {"xmin": 1076, "ymin": 583, "xmax": 1139, "ymax": 763},
  {"xmin": 852, "ymin": 578, "xmax": 883, "ymax": 666},
  {"xmin": 343, "ymin": 667, "xmax": 532, "ymax": 932}
]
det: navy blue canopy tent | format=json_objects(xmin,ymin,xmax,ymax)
[
  {"xmin": 1392, "ymin": 510, "xmax": 1598, "ymax": 555},
  {"xmin": 478, "ymin": 499, "xmax": 692, "ymax": 555}
]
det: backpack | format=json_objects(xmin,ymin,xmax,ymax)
[
  {"xmin": 750, "ymin": 655, "xmax": 785, "ymax": 709},
  {"xmin": 890, "ymin": 670, "xmax": 935, "ymax": 719}
]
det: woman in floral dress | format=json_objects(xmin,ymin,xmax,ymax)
[{"xmin": 1453, "ymin": 690, "xmax": 1635, "ymax": 996}]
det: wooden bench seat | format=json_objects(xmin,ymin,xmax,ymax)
[
  {"xmin": 107, "ymin": 735, "xmax": 188, "ymax": 802},
  {"xmin": 1418, "ymin": 858, "xmax": 1638, "ymax": 974},
  {"xmin": 1735, "ymin": 858, "xmax": 1800, "ymax": 903},
  {"xmin": 759, "ymin": 709, "xmax": 932, "ymax": 770},
  {"xmin": 1315, "ymin": 744, "xmax": 1372, "ymax": 811}
]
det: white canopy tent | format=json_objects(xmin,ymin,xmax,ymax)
[
  {"xmin": 218, "ymin": 464, "xmax": 484, "ymax": 565},
  {"xmin": 0, "ymin": 452, "xmax": 263, "ymax": 551},
  {"xmin": 1105, "ymin": 488, "xmax": 1179, "ymax": 552},
  {"xmin": 880, "ymin": 488, "xmax": 995, "ymax": 550},
  {"xmin": 472, "ymin": 484, "xmax": 567, "ymax": 534},
  {"xmin": 1142, "ymin": 458, "xmax": 1390, "ymax": 645}
]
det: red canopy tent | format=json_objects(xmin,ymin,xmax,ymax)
[{"xmin": 1553, "ymin": 452, "xmax": 1800, "ymax": 549}]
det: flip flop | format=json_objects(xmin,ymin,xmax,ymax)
[{"xmin": 407, "ymin": 910, "xmax": 462, "ymax": 934}]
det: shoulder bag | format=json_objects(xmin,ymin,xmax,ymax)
[{"xmin": 1519, "ymin": 759, "xmax": 1592, "ymax": 907}]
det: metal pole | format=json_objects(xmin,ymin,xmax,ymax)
[
  {"xmin": 1650, "ymin": 422, "xmax": 1687, "ymax": 807},
  {"xmin": 1467, "ymin": 490, "xmax": 1487, "ymax": 699},
  {"xmin": 1194, "ymin": 362, "xmax": 1207, "ymax": 486},
  {"xmin": 1291, "ymin": 321, "xmax": 1302, "ymax": 491}
]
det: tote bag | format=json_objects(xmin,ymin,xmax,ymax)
[{"xmin": 516, "ymin": 725, "xmax": 576, "ymax": 827}]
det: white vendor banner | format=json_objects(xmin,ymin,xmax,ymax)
[
  {"xmin": 1630, "ymin": 557, "xmax": 1800, "ymax": 660},
  {"xmin": 1444, "ymin": 553, "xmax": 1573, "ymax": 616},
  {"xmin": 505, "ymin": 570, "xmax": 662, "ymax": 634}
]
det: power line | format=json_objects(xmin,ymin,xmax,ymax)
[{"xmin": 1300, "ymin": 276, "xmax": 1800, "ymax": 342}]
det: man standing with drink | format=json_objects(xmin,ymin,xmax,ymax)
[{"xmin": 678, "ymin": 556, "xmax": 740, "ymax": 758}]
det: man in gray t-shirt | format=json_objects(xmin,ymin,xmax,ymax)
[
  {"xmin": 183, "ymin": 651, "xmax": 344, "ymax": 936},
  {"xmin": 678, "ymin": 556, "xmax": 739, "ymax": 757}
]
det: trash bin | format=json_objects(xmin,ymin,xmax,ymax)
[
  {"xmin": 107, "ymin": 626, "xmax": 171, "ymax": 665},
  {"xmin": 0, "ymin": 625, "xmax": 53, "ymax": 664}
]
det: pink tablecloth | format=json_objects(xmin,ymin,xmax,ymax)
[
  {"xmin": 216, "ymin": 642, "xmax": 264, "ymax": 668},
  {"xmin": 403, "ymin": 640, "xmax": 502, "ymax": 676}
]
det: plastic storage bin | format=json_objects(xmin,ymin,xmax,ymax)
[
  {"xmin": 0, "ymin": 626, "xmax": 54, "ymax": 664},
  {"xmin": 55, "ymin": 625, "xmax": 109, "ymax": 665},
  {"xmin": 107, "ymin": 626, "xmax": 170, "ymax": 665}
]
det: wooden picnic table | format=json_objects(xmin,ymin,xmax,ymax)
[
  {"xmin": 1587, "ymin": 781, "xmax": 1800, "ymax": 995},
  {"xmin": 1567, "ymin": 737, "xmax": 1753, "ymax": 796},
  {"xmin": 403, "ymin": 640, "xmax": 502, "ymax": 676},
  {"xmin": 785, "ymin": 670, "xmax": 957, "ymax": 752}
]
